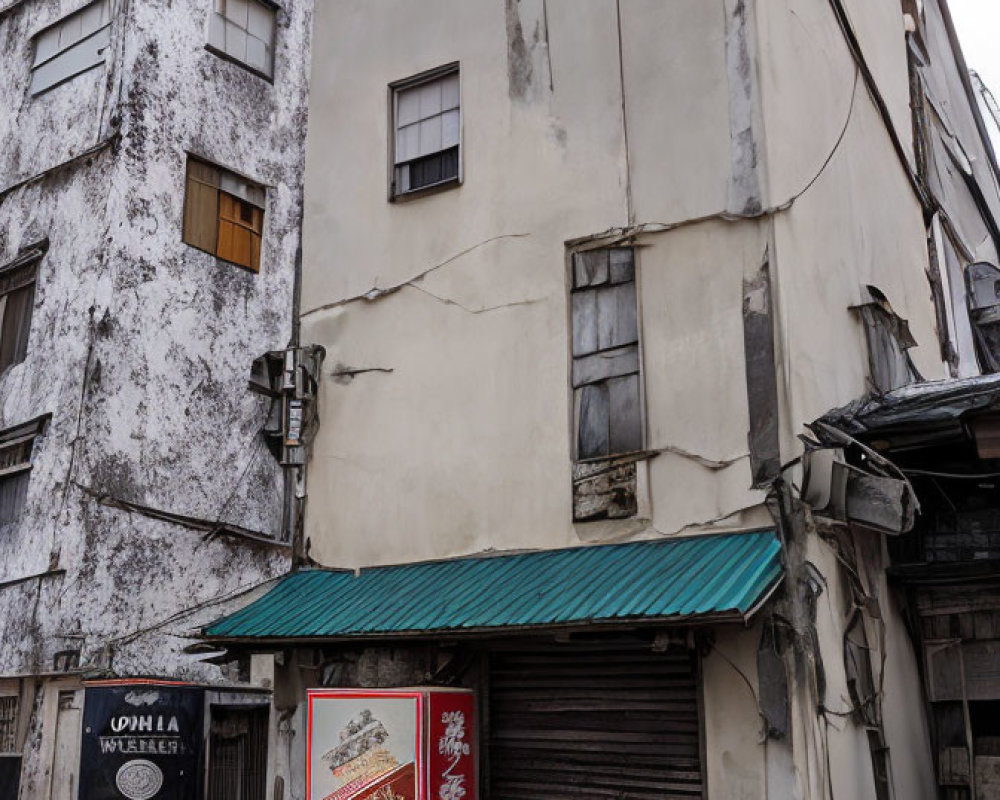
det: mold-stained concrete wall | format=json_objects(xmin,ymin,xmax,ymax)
[{"xmin": 0, "ymin": 0, "xmax": 313, "ymax": 793}]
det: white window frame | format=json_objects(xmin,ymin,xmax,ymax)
[
  {"xmin": 207, "ymin": 0, "xmax": 277, "ymax": 80},
  {"xmin": 30, "ymin": 0, "xmax": 113, "ymax": 95},
  {"xmin": 389, "ymin": 63, "xmax": 462, "ymax": 199}
]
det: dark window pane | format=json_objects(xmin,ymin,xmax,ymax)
[
  {"xmin": 0, "ymin": 696, "xmax": 17, "ymax": 752},
  {"xmin": 0, "ymin": 285, "xmax": 35, "ymax": 373},
  {"xmin": 578, "ymin": 383, "xmax": 609, "ymax": 459},
  {"xmin": 0, "ymin": 473, "xmax": 29, "ymax": 524},
  {"xmin": 608, "ymin": 373, "xmax": 642, "ymax": 454},
  {"xmin": 573, "ymin": 250, "xmax": 609, "ymax": 288},
  {"xmin": 208, "ymin": 706, "xmax": 268, "ymax": 800},
  {"xmin": 609, "ymin": 248, "xmax": 634, "ymax": 283},
  {"xmin": 407, "ymin": 146, "xmax": 459, "ymax": 191},
  {"xmin": 572, "ymin": 344, "xmax": 639, "ymax": 388},
  {"xmin": 0, "ymin": 756, "xmax": 21, "ymax": 800}
]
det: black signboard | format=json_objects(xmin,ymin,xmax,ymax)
[{"xmin": 79, "ymin": 683, "xmax": 205, "ymax": 800}]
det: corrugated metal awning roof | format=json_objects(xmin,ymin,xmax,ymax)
[{"xmin": 203, "ymin": 530, "xmax": 783, "ymax": 641}]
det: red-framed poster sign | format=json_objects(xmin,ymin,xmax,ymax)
[{"xmin": 307, "ymin": 688, "xmax": 476, "ymax": 800}]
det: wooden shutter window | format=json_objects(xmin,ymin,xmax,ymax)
[
  {"xmin": 183, "ymin": 157, "xmax": 264, "ymax": 272},
  {"xmin": 183, "ymin": 160, "xmax": 221, "ymax": 255},
  {"xmin": 217, "ymin": 193, "xmax": 263, "ymax": 272}
]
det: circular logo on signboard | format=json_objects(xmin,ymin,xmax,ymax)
[{"xmin": 115, "ymin": 759, "xmax": 164, "ymax": 800}]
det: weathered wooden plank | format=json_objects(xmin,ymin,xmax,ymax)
[
  {"xmin": 572, "ymin": 290, "xmax": 599, "ymax": 355},
  {"xmin": 571, "ymin": 458, "xmax": 637, "ymax": 520},
  {"xmin": 183, "ymin": 175, "xmax": 219, "ymax": 254},
  {"xmin": 609, "ymin": 247, "xmax": 634, "ymax": 283},
  {"xmin": 577, "ymin": 383, "xmax": 609, "ymax": 459},
  {"xmin": 608, "ymin": 373, "xmax": 642, "ymax": 454},
  {"xmin": 573, "ymin": 249, "xmax": 609, "ymax": 288},
  {"xmin": 597, "ymin": 282, "xmax": 638, "ymax": 350},
  {"xmin": 572, "ymin": 344, "xmax": 638, "ymax": 388}
]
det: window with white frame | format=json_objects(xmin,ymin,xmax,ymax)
[
  {"xmin": 208, "ymin": 0, "xmax": 276, "ymax": 78},
  {"xmin": 31, "ymin": 0, "xmax": 113, "ymax": 95},
  {"xmin": 391, "ymin": 65, "xmax": 460, "ymax": 197}
]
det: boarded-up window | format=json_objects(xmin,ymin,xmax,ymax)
[
  {"xmin": 0, "ymin": 695, "xmax": 20, "ymax": 800},
  {"xmin": 183, "ymin": 157, "xmax": 265, "ymax": 272},
  {"xmin": 852, "ymin": 286, "xmax": 921, "ymax": 393},
  {"xmin": 0, "ymin": 417, "xmax": 46, "ymax": 525},
  {"xmin": 208, "ymin": 0, "xmax": 276, "ymax": 78},
  {"xmin": 391, "ymin": 66, "xmax": 460, "ymax": 197},
  {"xmin": 0, "ymin": 250, "xmax": 40, "ymax": 374},
  {"xmin": 571, "ymin": 248, "xmax": 642, "ymax": 460},
  {"xmin": 207, "ymin": 705, "xmax": 268, "ymax": 800},
  {"xmin": 0, "ymin": 696, "xmax": 16, "ymax": 753},
  {"xmin": 31, "ymin": 0, "xmax": 112, "ymax": 94}
]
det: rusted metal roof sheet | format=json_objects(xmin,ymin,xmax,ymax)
[
  {"xmin": 819, "ymin": 373, "xmax": 1000, "ymax": 436},
  {"xmin": 203, "ymin": 530, "xmax": 783, "ymax": 640}
]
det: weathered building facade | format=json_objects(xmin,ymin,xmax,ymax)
[
  {"xmin": 4, "ymin": 0, "xmax": 1000, "ymax": 799},
  {"xmin": 0, "ymin": 0, "xmax": 313, "ymax": 795},
  {"xmin": 202, "ymin": 1, "xmax": 1000, "ymax": 800}
]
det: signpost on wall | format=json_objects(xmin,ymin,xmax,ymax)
[
  {"xmin": 307, "ymin": 688, "xmax": 476, "ymax": 800},
  {"xmin": 78, "ymin": 681, "xmax": 205, "ymax": 800}
]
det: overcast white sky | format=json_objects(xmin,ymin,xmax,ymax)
[{"xmin": 948, "ymin": 0, "xmax": 1000, "ymax": 99}]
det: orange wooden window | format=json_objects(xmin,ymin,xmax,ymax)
[
  {"xmin": 217, "ymin": 192, "xmax": 263, "ymax": 272},
  {"xmin": 183, "ymin": 157, "xmax": 264, "ymax": 272}
]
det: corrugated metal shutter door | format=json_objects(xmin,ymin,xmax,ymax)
[{"xmin": 488, "ymin": 643, "xmax": 704, "ymax": 799}]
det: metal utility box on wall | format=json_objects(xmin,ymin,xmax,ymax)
[{"xmin": 307, "ymin": 688, "xmax": 476, "ymax": 800}]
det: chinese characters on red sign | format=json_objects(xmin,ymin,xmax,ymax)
[
  {"xmin": 428, "ymin": 692, "xmax": 475, "ymax": 800},
  {"xmin": 307, "ymin": 689, "xmax": 475, "ymax": 800}
]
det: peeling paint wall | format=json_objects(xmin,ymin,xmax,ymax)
[
  {"xmin": 755, "ymin": 0, "xmax": 947, "ymax": 456},
  {"xmin": 302, "ymin": 0, "xmax": 774, "ymax": 569},
  {"xmin": 299, "ymin": 2, "xmax": 978, "ymax": 798},
  {"xmin": 302, "ymin": 0, "xmax": 950, "ymax": 572},
  {"xmin": 0, "ymin": 0, "xmax": 312, "ymax": 793}
]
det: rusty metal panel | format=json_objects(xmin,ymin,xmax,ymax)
[{"xmin": 488, "ymin": 643, "xmax": 703, "ymax": 799}]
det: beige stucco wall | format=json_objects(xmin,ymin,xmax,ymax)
[
  {"xmin": 299, "ymin": 2, "xmax": 947, "ymax": 798},
  {"xmin": 755, "ymin": 0, "xmax": 948, "ymax": 463},
  {"xmin": 301, "ymin": 0, "xmax": 772, "ymax": 568},
  {"xmin": 803, "ymin": 533, "xmax": 937, "ymax": 800},
  {"xmin": 703, "ymin": 624, "xmax": 768, "ymax": 800}
]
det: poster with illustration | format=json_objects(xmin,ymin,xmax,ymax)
[{"xmin": 308, "ymin": 690, "xmax": 423, "ymax": 800}]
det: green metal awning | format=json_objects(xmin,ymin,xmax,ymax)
[{"xmin": 203, "ymin": 530, "xmax": 783, "ymax": 641}]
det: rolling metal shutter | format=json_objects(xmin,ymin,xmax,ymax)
[{"xmin": 488, "ymin": 642, "xmax": 704, "ymax": 799}]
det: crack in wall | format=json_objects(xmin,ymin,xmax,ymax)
[
  {"xmin": 654, "ymin": 444, "xmax": 751, "ymax": 471},
  {"xmin": 299, "ymin": 233, "xmax": 531, "ymax": 318},
  {"xmin": 330, "ymin": 365, "xmax": 395, "ymax": 384},
  {"xmin": 406, "ymin": 283, "xmax": 545, "ymax": 316}
]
